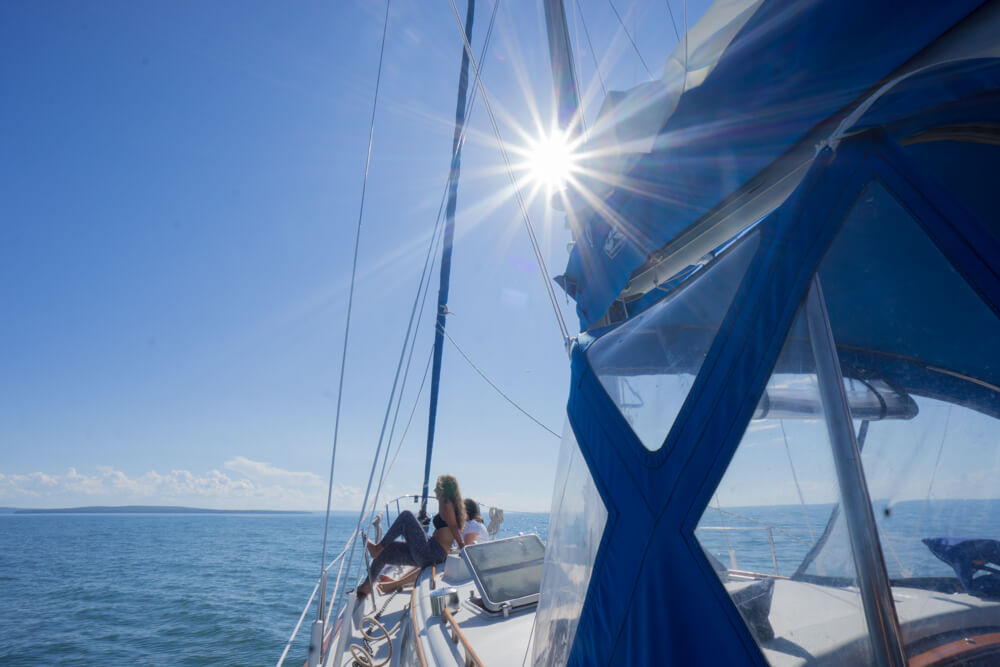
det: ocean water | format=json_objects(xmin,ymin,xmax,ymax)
[
  {"xmin": 3, "ymin": 500, "xmax": 995, "ymax": 665},
  {"xmin": 0, "ymin": 510, "xmax": 549, "ymax": 667},
  {"xmin": 697, "ymin": 498, "xmax": 1000, "ymax": 578}
]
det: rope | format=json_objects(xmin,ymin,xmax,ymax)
[
  {"xmin": 319, "ymin": 0, "xmax": 392, "ymax": 588},
  {"xmin": 350, "ymin": 616, "xmax": 392, "ymax": 667},
  {"xmin": 447, "ymin": 0, "xmax": 572, "ymax": 347},
  {"xmin": 350, "ymin": 590, "xmax": 406, "ymax": 667},
  {"xmin": 606, "ymin": 0, "xmax": 653, "ymax": 80},
  {"xmin": 438, "ymin": 325, "xmax": 561, "ymax": 439}
]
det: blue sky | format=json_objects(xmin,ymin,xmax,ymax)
[{"xmin": 0, "ymin": 0, "xmax": 696, "ymax": 512}]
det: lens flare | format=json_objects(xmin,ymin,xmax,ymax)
[{"xmin": 525, "ymin": 131, "xmax": 577, "ymax": 191}]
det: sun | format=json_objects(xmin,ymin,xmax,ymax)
[{"xmin": 524, "ymin": 130, "xmax": 577, "ymax": 191}]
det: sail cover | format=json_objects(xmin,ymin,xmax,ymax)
[{"xmin": 556, "ymin": 0, "xmax": 990, "ymax": 329}]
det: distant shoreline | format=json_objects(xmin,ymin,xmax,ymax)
[{"xmin": 9, "ymin": 505, "xmax": 310, "ymax": 515}]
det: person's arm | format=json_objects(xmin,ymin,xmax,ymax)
[
  {"xmin": 440, "ymin": 499, "xmax": 464, "ymax": 550},
  {"xmin": 463, "ymin": 530, "xmax": 477, "ymax": 546}
]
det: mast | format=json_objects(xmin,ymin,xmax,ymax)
[
  {"xmin": 419, "ymin": 0, "xmax": 475, "ymax": 521},
  {"xmin": 543, "ymin": 0, "xmax": 582, "ymax": 139}
]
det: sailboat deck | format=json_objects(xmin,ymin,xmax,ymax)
[{"xmin": 331, "ymin": 556, "xmax": 536, "ymax": 667}]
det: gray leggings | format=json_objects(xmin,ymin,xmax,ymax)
[{"xmin": 369, "ymin": 510, "xmax": 447, "ymax": 579}]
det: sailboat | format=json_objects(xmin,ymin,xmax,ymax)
[{"xmin": 281, "ymin": 0, "xmax": 1000, "ymax": 664}]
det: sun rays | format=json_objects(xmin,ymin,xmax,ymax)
[{"xmin": 523, "ymin": 129, "xmax": 578, "ymax": 192}]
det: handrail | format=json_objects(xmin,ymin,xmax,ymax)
[
  {"xmin": 276, "ymin": 579, "xmax": 320, "ymax": 667},
  {"xmin": 410, "ymin": 588, "xmax": 429, "ymax": 667},
  {"xmin": 698, "ymin": 524, "xmax": 784, "ymax": 575},
  {"xmin": 280, "ymin": 493, "xmax": 504, "ymax": 666},
  {"xmin": 276, "ymin": 539, "xmax": 354, "ymax": 667},
  {"xmin": 441, "ymin": 607, "xmax": 485, "ymax": 667}
]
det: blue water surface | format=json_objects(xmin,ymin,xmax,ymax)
[{"xmin": 0, "ymin": 510, "xmax": 548, "ymax": 666}]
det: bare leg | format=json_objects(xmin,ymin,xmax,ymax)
[{"xmin": 366, "ymin": 539, "xmax": 383, "ymax": 559}]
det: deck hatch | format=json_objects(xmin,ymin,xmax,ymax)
[{"xmin": 462, "ymin": 534, "xmax": 544, "ymax": 612}]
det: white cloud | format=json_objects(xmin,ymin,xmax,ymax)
[
  {"xmin": 0, "ymin": 459, "xmax": 363, "ymax": 511},
  {"xmin": 224, "ymin": 456, "xmax": 324, "ymax": 486}
]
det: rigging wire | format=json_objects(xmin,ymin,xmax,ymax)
[
  {"xmin": 447, "ymin": 0, "xmax": 572, "ymax": 347},
  {"xmin": 682, "ymin": 0, "xmax": 688, "ymax": 93},
  {"xmin": 780, "ymin": 419, "xmax": 817, "ymax": 544},
  {"xmin": 370, "ymin": 0, "xmax": 501, "ymax": 511},
  {"xmin": 711, "ymin": 506, "xmax": 814, "ymax": 549},
  {"xmin": 714, "ymin": 494, "xmax": 735, "ymax": 567},
  {"xmin": 574, "ymin": 0, "xmax": 608, "ymax": 99},
  {"xmin": 380, "ymin": 347, "xmax": 436, "ymax": 486},
  {"xmin": 564, "ymin": 0, "xmax": 590, "ymax": 139},
  {"xmin": 663, "ymin": 0, "xmax": 681, "ymax": 42},
  {"xmin": 606, "ymin": 0, "xmax": 654, "ymax": 80},
  {"xmin": 420, "ymin": 0, "xmax": 478, "ymax": 519},
  {"xmin": 319, "ymin": 0, "xmax": 392, "ymax": 580},
  {"xmin": 340, "ymin": 0, "xmax": 504, "ymax": 592},
  {"xmin": 373, "ymin": 0, "xmax": 503, "ymax": 515},
  {"xmin": 438, "ymin": 324, "xmax": 561, "ymax": 439},
  {"xmin": 521, "ymin": 433, "xmax": 577, "ymax": 667},
  {"xmin": 339, "ymin": 169, "xmax": 453, "ymax": 601},
  {"xmin": 919, "ymin": 405, "xmax": 952, "ymax": 536}
]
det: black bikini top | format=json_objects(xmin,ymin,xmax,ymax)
[{"xmin": 432, "ymin": 513, "xmax": 447, "ymax": 530}]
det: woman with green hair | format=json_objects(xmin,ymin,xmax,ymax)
[{"xmin": 357, "ymin": 474, "xmax": 466, "ymax": 598}]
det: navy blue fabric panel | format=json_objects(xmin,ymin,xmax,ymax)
[
  {"xmin": 904, "ymin": 141, "xmax": 1000, "ymax": 245},
  {"xmin": 566, "ymin": 138, "xmax": 893, "ymax": 664},
  {"xmin": 565, "ymin": 345, "xmax": 653, "ymax": 666},
  {"xmin": 837, "ymin": 348, "xmax": 1000, "ymax": 420},
  {"xmin": 567, "ymin": 345, "xmax": 763, "ymax": 665},
  {"xmin": 873, "ymin": 135, "xmax": 1000, "ymax": 315},
  {"xmin": 857, "ymin": 59, "xmax": 1000, "ymax": 136},
  {"xmin": 815, "ymin": 168, "xmax": 1000, "ymax": 388},
  {"xmin": 868, "ymin": 59, "xmax": 1000, "ymax": 245},
  {"xmin": 564, "ymin": 127, "xmax": 1000, "ymax": 663},
  {"xmin": 558, "ymin": 0, "xmax": 987, "ymax": 329},
  {"xmin": 568, "ymin": 344, "xmax": 651, "ymax": 499}
]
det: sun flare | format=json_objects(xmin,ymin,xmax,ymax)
[{"xmin": 525, "ymin": 131, "xmax": 577, "ymax": 191}]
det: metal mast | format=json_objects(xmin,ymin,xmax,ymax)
[
  {"xmin": 543, "ymin": 0, "xmax": 582, "ymax": 139},
  {"xmin": 420, "ymin": 0, "xmax": 476, "ymax": 520}
]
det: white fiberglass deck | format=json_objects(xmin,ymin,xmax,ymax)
[{"xmin": 327, "ymin": 555, "xmax": 536, "ymax": 667}]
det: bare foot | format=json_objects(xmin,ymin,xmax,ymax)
[
  {"xmin": 365, "ymin": 540, "xmax": 383, "ymax": 559},
  {"xmin": 356, "ymin": 579, "xmax": 372, "ymax": 599}
]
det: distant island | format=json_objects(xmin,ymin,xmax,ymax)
[{"xmin": 13, "ymin": 505, "xmax": 309, "ymax": 515}]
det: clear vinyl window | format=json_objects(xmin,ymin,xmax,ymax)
[
  {"xmin": 696, "ymin": 179, "xmax": 1000, "ymax": 664},
  {"xmin": 586, "ymin": 232, "xmax": 759, "ymax": 451}
]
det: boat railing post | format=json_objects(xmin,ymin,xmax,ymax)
[
  {"xmin": 307, "ymin": 618, "xmax": 323, "ymax": 667},
  {"xmin": 308, "ymin": 570, "xmax": 326, "ymax": 667},
  {"xmin": 767, "ymin": 527, "xmax": 779, "ymax": 575},
  {"xmin": 805, "ymin": 276, "xmax": 905, "ymax": 667}
]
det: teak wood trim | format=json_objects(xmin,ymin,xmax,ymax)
[
  {"xmin": 409, "ymin": 588, "xmax": 428, "ymax": 667},
  {"xmin": 441, "ymin": 607, "xmax": 485, "ymax": 667}
]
